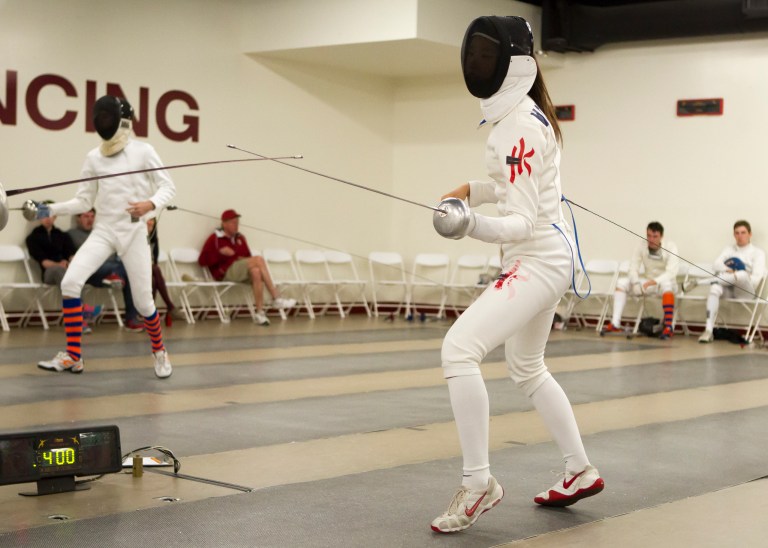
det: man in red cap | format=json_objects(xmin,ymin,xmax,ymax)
[{"xmin": 198, "ymin": 209, "xmax": 295, "ymax": 325}]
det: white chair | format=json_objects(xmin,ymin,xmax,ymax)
[
  {"xmin": 566, "ymin": 259, "xmax": 619, "ymax": 331},
  {"xmin": 323, "ymin": 250, "xmax": 371, "ymax": 318},
  {"xmin": 157, "ymin": 249, "xmax": 193, "ymax": 324},
  {"xmin": 444, "ymin": 254, "xmax": 489, "ymax": 315},
  {"xmin": 719, "ymin": 275, "xmax": 767, "ymax": 338},
  {"xmin": 0, "ymin": 244, "xmax": 53, "ymax": 331},
  {"xmin": 676, "ymin": 262, "xmax": 715, "ymax": 335},
  {"xmin": 294, "ymin": 249, "xmax": 341, "ymax": 319},
  {"xmin": 368, "ymin": 251, "xmax": 409, "ymax": 318},
  {"xmin": 408, "ymin": 253, "xmax": 450, "ymax": 320},
  {"xmin": 263, "ymin": 248, "xmax": 308, "ymax": 320},
  {"xmin": 168, "ymin": 247, "xmax": 238, "ymax": 323}
]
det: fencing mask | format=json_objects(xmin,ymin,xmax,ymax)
[
  {"xmin": 461, "ymin": 16, "xmax": 534, "ymax": 99},
  {"xmin": 93, "ymin": 95, "xmax": 134, "ymax": 141}
]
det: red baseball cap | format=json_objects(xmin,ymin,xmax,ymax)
[{"xmin": 221, "ymin": 209, "xmax": 241, "ymax": 221}]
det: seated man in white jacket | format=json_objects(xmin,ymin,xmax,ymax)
[
  {"xmin": 602, "ymin": 221, "xmax": 679, "ymax": 340},
  {"xmin": 684, "ymin": 220, "xmax": 766, "ymax": 343}
]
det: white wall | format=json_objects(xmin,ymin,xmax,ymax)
[
  {"xmin": 0, "ymin": 0, "xmax": 396, "ymax": 262},
  {"xmin": 3, "ymin": 0, "xmax": 768, "ymax": 275},
  {"xmin": 393, "ymin": 32, "xmax": 768, "ymax": 266}
]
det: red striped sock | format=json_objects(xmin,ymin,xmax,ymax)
[
  {"xmin": 662, "ymin": 292, "xmax": 675, "ymax": 331},
  {"xmin": 144, "ymin": 310, "xmax": 164, "ymax": 353},
  {"xmin": 63, "ymin": 297, "xmax": 83, "ymax": 360}
]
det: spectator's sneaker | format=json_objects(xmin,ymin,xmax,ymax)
[
  {"xmin": 102, "ymin": 273, "xmax": 125, "ymax": 289},
  {"xmin": 600, "ymin": 322, "xmax": 624, "ymax": 335},
  {"xmin": 124, "ymin": 319, "xmax": 144, "ymax": 332},
  {"xmin": 430, "ymin": 476, "xmax": 503, "ymax": 534},
  {"xmin": 254, "ymin": 311, "xmax": 270, "ymax": 326},
  {"xmin": 272, "ymin": 297, "xmax": 296, "ymax": 310},
  {"xmin": 153, "ymin": 349, "xmax": 172, "ymax": 378},
  {"xmin": 658, "ymin": 327, "xmax": 673, "ymax": 340},
  {"xmin": 83, "ymin": 304, "xmax": 102, "ymax": 321},
  {"xmin": 38, "ymin": 351, "xmax": 84, "ymax": 374},
  {"xmin": 82, "ymin": 323, "xmax": 93, "ymax": 335},
  {"xmin": 534, "ymin": 465, "xmax": 604, "ymax": 507},
  {"xmin": 698, "ymin": 330, "xmax": 714, "ymax": 343}
]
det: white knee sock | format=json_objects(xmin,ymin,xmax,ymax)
[
  {"xmin": 447, "ymin": 374, "xmax": 490, "ymax": 490},
  {"xmin": 705, "ymin": 294, "xmax": 720, "ymax": 331},
  {"xmin": 529, "ymin": 376, "xmax": 590, "ymax": 474},
  {"xmin": 611, "ymin": 291, "xmax": 627, "ymax": 326}
]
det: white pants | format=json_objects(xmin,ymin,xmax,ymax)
[
  {"xmin": 61, "ymin": 227, "xmax": 155, "ymax": 317},
  {"xmin": 442, "ymin": 237, "xmax": 571, "ymax": 396},
  {"xmin": 704, "ymin": 271, "xmax": 755, "ymax": 330},
  {"xmin": 615, "ymin": 277, "xmax": 677, "ymax": 296}
]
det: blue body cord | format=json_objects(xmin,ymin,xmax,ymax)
[{"xmin": 552, "ymin": 196, "xmax": 591, "ymax": 299}]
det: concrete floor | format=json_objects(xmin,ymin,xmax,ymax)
[{"xmin": 0, "ymin": 316, "xmax": 767, "ymax": 547}]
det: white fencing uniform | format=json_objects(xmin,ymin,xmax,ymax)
[
  {"xmin": 615, "ymin": 241, "xmax": 680, "ymax": 296},
  {"xmin": 50, "ymin": 140, "xmax": 175, "ymax": 316},
  {"xmin": 707, "ymin": 243, "xmax": 766, "ymax": 298},
  {"xmin": 442, "ymin": 94, "xmax": 572, "ymax": 397}
]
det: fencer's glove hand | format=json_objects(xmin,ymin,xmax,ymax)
[
  {"xmin": 631, "ymin": 282, "xmax": 644, "ymax": 297},
  {"xmin": 21, "ymin": 200, "xmax": 50, "ymax": 221},
  {"xmin": 433, "ymin": 197, "xmax": 474, "ymax": 240}
]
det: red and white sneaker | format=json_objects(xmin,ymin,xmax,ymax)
[
  {"xmin": 600, "ymin": 322, "xmax": 624, "ymax": 335},
  {"xmin": 534, "ymin": 465, "xmax": 604, "ymax": 507},
  {"xmin": 430, "ymin": 476, "xmax": 504, "ymax": 533}
]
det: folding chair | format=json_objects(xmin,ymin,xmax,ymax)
[
  {"xmin": 262, "ymin": 248, "xmax": 309, "ymax": 320},
  {"xmin": 676, "ymin": 262, "xmax": 716, "ymax": 335},
  {"xmin": 566, "ymin": 259, "xmax": 619, "ymax": 331},
  {"xmin": 444, "ymin": 254, "xmax": 489, "ymax": 315},
  {"xmin": 168, "ymin": 247, "xmax": 236, "ymax": 323},
  {"xmin": 324, "ymin": 250, "xmax": 371, "ymax": 318},
  {"xmin": 157, "ymin": 249, "xmax": 193, "ymax": 324},
  {"xmin": 0, "ymin": 244, "xmax": 53, "ymax": 331},
  {"xmin": 368, "ymin": 251, "xmax": 409, "ymax": 318},
  {"xmin": 408, "ymin": 253, "xmax": 450, "ymax": 319},
  {"xmin": 294, "ymin": 249, "xmax": 341, "ymax": 319},
  {"xmin": 719, "ymin": 275, "xmax": 767, "ymax": 338}
]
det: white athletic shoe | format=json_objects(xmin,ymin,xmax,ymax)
[
  {"xmin": 430, "ymin": 476, "xmax": 504, "ymax": 534},
  {"xmin": 153, "ymin": 350, "xmax": 172, "ymax": 378},
  {"xmin": 272, "ymin": 297, "xmax": 296, "ymax": 310},
  {"xmin": 254, "ymin": 311, "xmax": 270, "ymax": 326},
  {"xmin": 38, "ymin": 351, "xmax": 84, "ymax": 374},
  {"xmin": 534, "ymin": 465, "xmax": 604, "ymax": 507},
  {"xmin": 698, "ymin": 330, "xmax": 714, "ymax": 343}
]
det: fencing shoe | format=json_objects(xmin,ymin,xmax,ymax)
[
  {"xmin": 153, "ymin": 350, "xmax": 172, "ymax": 378},
  {"xmin": 534, "ymin": 465, "xmax": 604, "ymax": 507},
  {"xmin": 430, "ymin": 476, "xmax": 503, "ymax": 534},
  {"xmin": 38, "ymin": 351, "xmax": 84, "ymax": 374},
  {"xmin": 600, "ymin": 322, "xmax": 624, "ymax": 335},
  {"xmin": 698, "ymin": 330, "xmax": 714, "ymax": 343},
  {"xmin": 272, "ymin": 297, "xmax": 296, "ymax": 310},
  {"xmin": 659, "ymin": 327, "xmax": 673, "ymax": 340}
]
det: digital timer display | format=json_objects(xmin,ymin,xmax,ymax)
[
  {"xmin": 35, "ymin": 435, "xmax": 81, "ymax": 475},
  {"xmin": 0, "ymin": 425, "xmax": 121, "ymax": 487}
]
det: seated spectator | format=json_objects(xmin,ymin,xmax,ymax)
[
  {"xmin": 26, "ymin": 202, "xmax": 100, "ymax": 331},
  {"xmin": 198, "ymin": 209, "xmax": 295, "ymax": 326},
  {"xmin": 69, "ymin": 209, "xmax": 143, "ymax": 332},
  {"xmin": 601, "ymin": 221, "xmax": 679, "ymax": 340},
  {"xmin": 683, "ymin": 220, "xmax": 766, "ymax": 343},
  {"xmin": 147, "ymin": 217, "xmax": 184, "ymax": 326}
]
